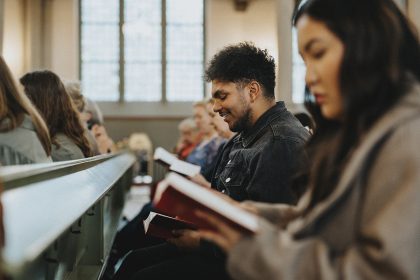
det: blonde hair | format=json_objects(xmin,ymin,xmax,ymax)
[
  {"xmin": 0, "ymin": 56, "xmax": 52, "ymax": 156},
  {"xmin": 64, "ymin": 80, "xmax": 85, "ymax": 113},
  {"xmin": 193, "ymin": 100, "xmax": 208, "ymax": 109}
]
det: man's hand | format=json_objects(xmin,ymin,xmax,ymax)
[
  {"xmin": 167, "ymin": 229, "xmax": 201, "ymax": 252},
  {"xmin": 189, "ymin": 174, "xmax": 211, "ymax": 188},
  {"xmin": 239, "ymin": 201, "xmax": 259, "ymax": 214}
]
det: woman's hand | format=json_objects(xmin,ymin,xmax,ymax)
[{"xmin": 194, "ymin": 210, "xmax": 246, "ymax": 253}]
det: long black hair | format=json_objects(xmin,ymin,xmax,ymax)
[{"xmin": 292, "ymin": 0, "xmax": 420, "ymax": 211}]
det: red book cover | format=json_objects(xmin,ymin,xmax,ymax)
[{"xmin": 153, "ymin": 173, "xmax": 259, "ymax": 234}]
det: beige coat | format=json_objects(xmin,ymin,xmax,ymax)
[{"xmin": 228, "ymin": 83, "xmax": 420, "ymax": 279}]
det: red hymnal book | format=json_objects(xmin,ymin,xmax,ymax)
[
  {"xmin": 143, "ymin": 212, "xmax": 197, "ymax": 239},
  {"xmin": 153, "ymin": 173, "xmax": 259, "ymax": 234}
]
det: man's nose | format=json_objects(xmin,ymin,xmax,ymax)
[{"xmin": 213, "ymin": 101, "xmax": 221, "ymax": 112}]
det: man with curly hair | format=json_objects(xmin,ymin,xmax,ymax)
[
  {"xmin": 111, "ymin": 42, "xmax": 310, "ymax": 280},
  {"xmin": 206, "ymin": 42, "xmax": 309, "ymax": 204}
]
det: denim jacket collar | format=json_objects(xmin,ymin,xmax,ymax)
[{"xmin": 238, "ymin": 101, "xmax": 286, "ymax": 148}]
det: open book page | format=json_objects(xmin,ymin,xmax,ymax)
[
  {"xmin": 154, "ymin": 147, "xmax": 201, "ymax": 177},
  {"xmin": 143, "ymin": 211, "xmax": 196, "ymax": 239},
  {"xmin": 143, "ymin": 212, "xmax": 158, "ymax": 233},
  {"xmin": 154, "ymin": 147, "xmax": 178, "ymax": 166},
  {"xmin": 169, "ymin": 160, "xmax": 201, "ymax": 177},
  {"xmin": 153, "ymin": 173, "xmax": 259, "ymax": 234}
]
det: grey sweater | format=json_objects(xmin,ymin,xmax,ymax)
[
  {"xmin": 0, "ymin": 115, "xmax": 51, "ymax": 165},
  {"xmin": 51, "ymin": 133, "xmax": 84, "ymax": 162}
]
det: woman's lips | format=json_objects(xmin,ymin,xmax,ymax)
[{"xmin": 313, "ymin": 93, "xmax": 325, "ymax": 104}]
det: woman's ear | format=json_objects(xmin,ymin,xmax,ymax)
[{"xmin": 247, "ymin": 81, "xmax": 262, "ymax": 103}]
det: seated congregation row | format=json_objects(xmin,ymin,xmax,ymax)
[
  {"xmin": 103, "ymin": 0, "xmax": 420, "ymax": 279},
  {"xmin": 0, "ymin": 57, "xmax": 116, "ymax": 166}
]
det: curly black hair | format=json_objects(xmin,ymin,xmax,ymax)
[{"xmin": 205, "ymin": 42, "xmax": 276, "ymax": 99}]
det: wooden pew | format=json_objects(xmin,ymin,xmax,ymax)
[{"xmin": 0, "ymin": 152, "xmax": 136, "ymax": 279}]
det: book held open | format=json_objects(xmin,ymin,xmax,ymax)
[
  {"xmin": 154, "ymin": 147, "xmax": 201, "ymax": 177},
  {"xmin": 153, "ymin": 173, "xmax": 259, "ymax": 234}
]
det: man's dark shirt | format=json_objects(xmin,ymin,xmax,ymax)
[{"xmin": 210, "ymin": 102, "xmax": 310, "ymax": 204}]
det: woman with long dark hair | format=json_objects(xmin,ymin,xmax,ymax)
[
  {"xmin": 0, "ymin": 56, "xmax": 52, "ymax": 165},
  {"xmin": 20, "ymin": 70, "xmax": 92, "ymax": 161},
  {"xmin": 193, "ymin": 0, "xmax": 420, "ymax": 279}
]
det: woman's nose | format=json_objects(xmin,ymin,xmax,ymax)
[{"xmin": 305, "ymin": 65, "xmax": 318, "ymax": 88}]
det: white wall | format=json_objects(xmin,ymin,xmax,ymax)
[
  {"xmin": 276, "ymin": 0, "xmax": 294, "ymax": 105},
  {"xmin": 46, "ymin": 0, "xmax": 79, "ymax": 80},
  {"xmin": 1, "ymin": 0, "xmax": 79, "ymax": 80},
  {"xmin": 206, "ymin": 0, "xmax": 278, "ymax": 60},
  {"xmin": 206, "ymin": 0, "xmax": 278, "ymax": 95},
  {"xmin": 2, "ymin": 0, "xmax": 25, "ymax": 77}
]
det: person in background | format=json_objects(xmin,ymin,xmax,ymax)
[
  {"xmin": 91, "ymin": 122, "xmax": 116, "ymax": 154},
  {"xmin": 84, "ymin": 97, "xmax": 104, "ymax": 128},
  {"xmin": 82, "ymin": 97, "xmax": 116, "ymax": 154},
  {"xmin": 195, "ymin": 0, "xmax": 420, "ymax": 279},
  {"xmin": 64, "ymin": 80, "xmax": 100, "ymax": 156},
  {"xmin": 207, "ymin": 99, "xmax": 235, "ymax": 140},
  {"xmin": 190, "ymin": 99, "xmax": 236, "ymax": 188},
  {"xmin": 185, "ymin": 101, "xmax": 225, "ymax": 169},
  {"xmin": 175, "ymin": 118, "xmax": 201, "ymax": 160},
  {"xmin": 20, "ymin": 70, "xmax": 92, "ymax": 161},
  {"xmin": 0, "ymin": 56, "xmax": 51, "ymax": 165}
]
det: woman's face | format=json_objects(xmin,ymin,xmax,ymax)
[
  {"xmin": 207, "ymin": 103, "xmax": 232, "ymax": 139},
  {"xmin": 297, "ymin": 15, "xmax": 345, "ymax": 121},
  {"xmin": 193, "ymin": 105, "xmax": 213, "ymax": 134}
]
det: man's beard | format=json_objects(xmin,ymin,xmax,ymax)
[{"xmin": 230, "ymin": 107, "xmax": 252, "ymax": 132}]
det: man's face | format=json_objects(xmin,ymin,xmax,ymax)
[{"xmin": 211, "ymin": 80, "xmax": 253, "ymax": 132}]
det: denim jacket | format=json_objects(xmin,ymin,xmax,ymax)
[{"xmin": 210, "ymin": 102, "xmax": 310, "ymax": 204}]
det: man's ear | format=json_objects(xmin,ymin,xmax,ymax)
[{"xmin": 247, "ymin": 81, "xmax": 262, "ymax": 103}]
